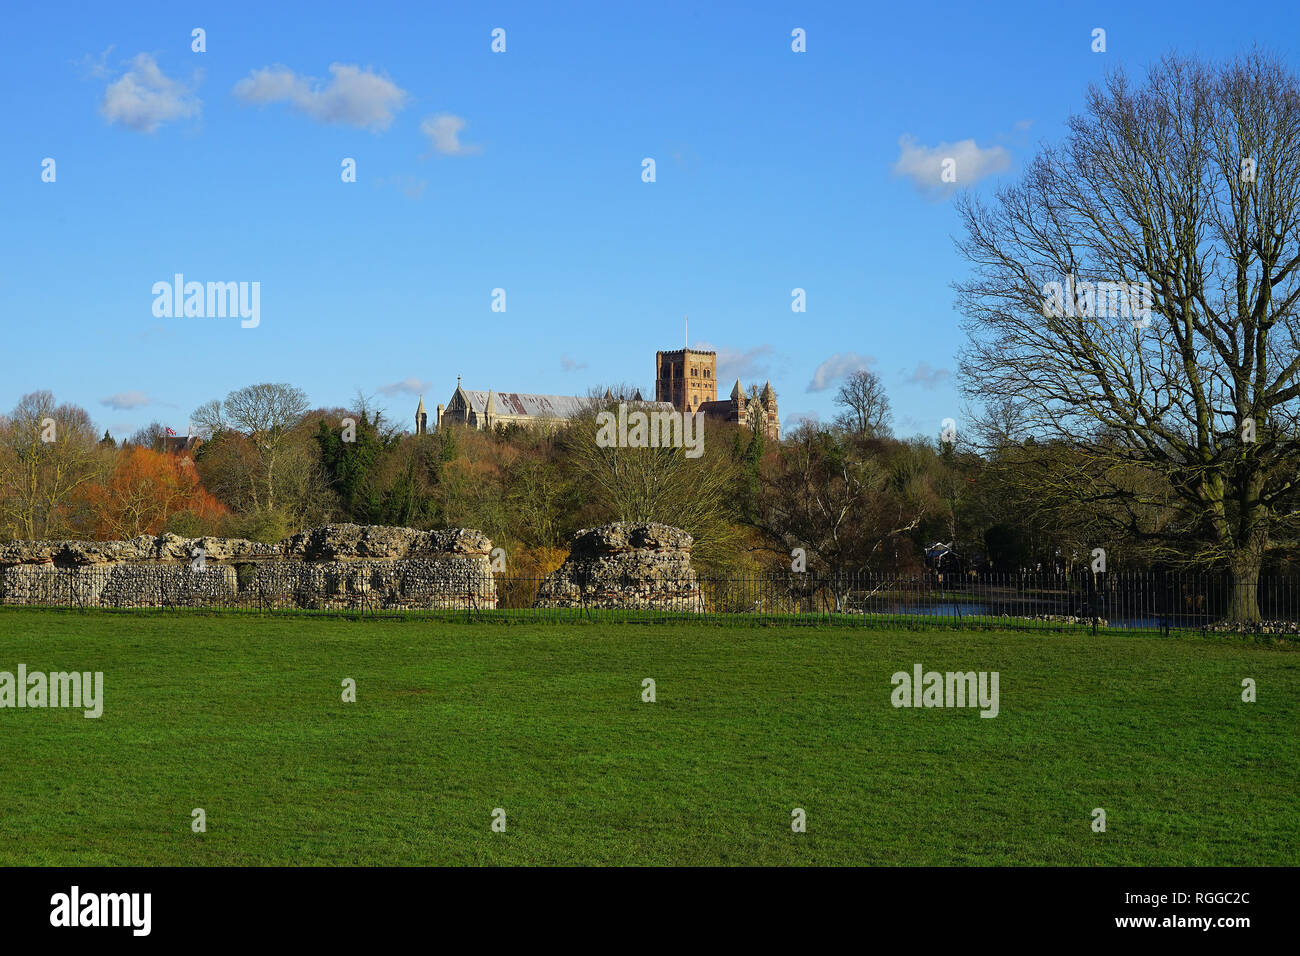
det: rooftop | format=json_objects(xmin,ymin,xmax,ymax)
[{"xmin": 460, "ymin": 390, "xmax": 590, "ymax": 419}]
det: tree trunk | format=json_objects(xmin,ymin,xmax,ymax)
[{"xmin": 1226, "ymin": 547, "xmax": 1263, "ymax": 624}]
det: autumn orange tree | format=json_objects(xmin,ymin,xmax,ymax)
[{"xmin": 82, "ymin": 446, "xmax": 227, "ymax": 539}]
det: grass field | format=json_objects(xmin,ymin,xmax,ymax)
[{"xmin": 1, "ymin": 608, "xmax": 1296, "ymax": 866}]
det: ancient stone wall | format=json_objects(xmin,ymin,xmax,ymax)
[
  {"xmin": 534, "ymin": 522, "xmax": 701, "ymax": 611},
  {"xmin": 0, "ymin": 524, "xmax": 496, "ymax": 610},
  {"xmin": 0, "ymin": 522, "xmax": 708, "ymax": 613}
]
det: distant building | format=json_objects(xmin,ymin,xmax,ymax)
[
  {"xmin": 655, "ymin": 347, "xmax": 780, "ymax": 440},
  {"xmin": 432, "ymin": 384, "xmax": 588, "ymax": 432},
  {"xmin": 417, "ymin": 377, "xmax": 668, "ymax": 434},
  {"xmin": 655, "ymin": 347, "xmax": 718, "ymax": 413},
  {"xmin": 698, "ymin": 380, "xmax": 780, "ymax": 441},
  {"xmin": 418, "ymin": 339, "xmax": 779, "ymax": 440},
  {"xmin": 925, "ymin": 541, "xmax": 970, "ymax": 574},
  {"xmin": 162, "ymin": 435, "xmax": 202, "ymax": 456},
  {"xmin": 155, "ymin": 433, "xmax": 201, "ymax": 469}
]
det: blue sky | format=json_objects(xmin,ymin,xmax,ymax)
[{"xmin": 4, "ymin": 0, "xmax": 1298, "ymax": 439}]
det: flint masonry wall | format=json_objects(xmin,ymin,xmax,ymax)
[
  {"xmin": 0, "ymin": 524, "xmax": 497, "ymax": 610},
  {"xmin": 1, "ymin": 564, "xmax": 238, "ymax": 608},
  {"xmin": 1, "ymin": 522, "xmax": 706, "ymax": 612},
  {"xmin": 534, "ymin": 522, "xmax": 702, "ymax": 611}
]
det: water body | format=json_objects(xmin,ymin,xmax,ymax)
[{"xmin": 865, "ymin": 600, "xmax": 1184, "ymax": 630}]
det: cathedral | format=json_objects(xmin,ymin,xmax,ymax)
[
  {"xmin": 417, "ymin": 378, "xmax": 599, "ymax": 434},
  {"xmin": 417, "ymin": 347, "xmax": 779, "ymax": 440},
  {"xmin": 655, "ymin": 347, "xmax": 780, "ymax": 440}
]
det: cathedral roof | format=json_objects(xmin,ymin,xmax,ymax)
[{"xmin": 458, "ymin": 390, "xmax": 592, "ymax": 420}]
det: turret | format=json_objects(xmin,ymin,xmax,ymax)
[{"xmin": 761, "ymin": 381, "xmax": 779, "ymax": 440}]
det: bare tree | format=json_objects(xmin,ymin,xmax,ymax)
[
  {"xmin": 126, "ymin": 422, "xmax": 168, "ymax": 452},
  {"xmin": 581, "ymin": 382, "xmax": 649, "ymax": 411},
  {"xmin": 833, "ymin": 369, "xmax": 893, "ymax": 437},
  {"xmin": 964, "ymin": 396, "xmax": 1032, "ymax": 454},
  {"xmin": 560, "ymin": 402, "xmax": 745, "ymax": 571},
  {"xmin": 755, "ymin": 422, "xmax": 934, "ymax": 607},
  {"xmin": 955, "ymin": 51, "xmax": 1300, "ymax": 622},
  {"xmin": 193, "ymin": 383, "xmax": 311, "ymax": 514},
  {"xmin": 0, "ymin": 391, "xmax": 104, "ymax": 539}
]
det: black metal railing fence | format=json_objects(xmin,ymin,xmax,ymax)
[{"xmin": 3, "ymin": 566, "xmax": 1299, "ymax": 634}]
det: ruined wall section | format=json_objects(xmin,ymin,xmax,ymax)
[
  {"xmin": 0, "ymin": 525, "xmax": 496, "ymax": 610},
  {"xmin": 534, "ymin": 522, "xmax": 701, "ymax": 611}
]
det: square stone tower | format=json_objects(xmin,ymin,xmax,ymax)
[{"xmin": 656, "ymin": 348, "xmax": 717, "ymax": 412}]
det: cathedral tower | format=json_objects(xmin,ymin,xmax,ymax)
[{"xmin": 655, "ymin": 348, "xmax": 717, "ymax": 413}]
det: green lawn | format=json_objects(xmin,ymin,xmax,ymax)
[{"xmin": 0, "ymin": 608, "xmax": 1296, "ymax": 865}]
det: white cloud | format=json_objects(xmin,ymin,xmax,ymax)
[
  {"xmin": 375, "ymin": 175, "xmax": 426, "ymax": 200},
  {"xmin": 807, "ymin": 352, "xmax": 875, "ymax": 393},
  {"xmin": 101, "ymin": 391, "xmax": 151, "ymax": 410},
  {"xmin": 234, "ymin": 63, "xmax": 408, "ymax": 131},
  {"xmin": 893, "ymin": 134, "xmax": 1010, "ymax": 194},
  {"xmin": 420, "ymin": 113, "xmax": 481, "ymax": 156},
  {"xmin": 785, "ymin": 410, "xmax": 821, "ymax": 429},
  {"xmin": 100, "ymin": 54, "xmax": 200, "ymax": 132},
  {"xmin": 77, "ymin": 46, "xmax": 115, "ymax": 80},
  {"xmin": 560, "ymin": 355, "xmax": 587, "ymax": 372},
  {"xmin": 904, "ymin": 361, "xmax": 953, "ymax": 390},
  {"xmin": 378, "ymin": 377, "xmax": 431, "ymax": 396},
  {"xmin": 696, "ymin": 341, "xmax": 774, "ymax": 383}
]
